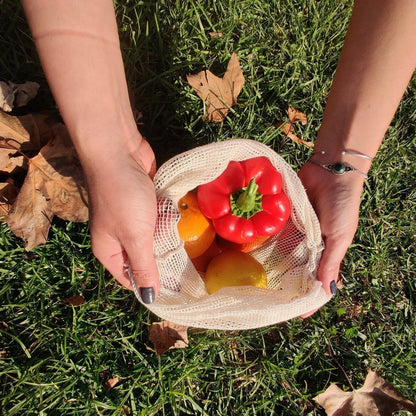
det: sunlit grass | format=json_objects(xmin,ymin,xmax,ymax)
[{"xmin": 1, "ymin": 0, "xmax": 415, "ymax": 414}]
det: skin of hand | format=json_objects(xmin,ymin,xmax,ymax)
[
  {"xmin": 21, "ymin": 0, "xmax": 160, "ymax": 302},
  {"xmin": 298, "ymin": 163, "xmax": 364, "ymax": 295},
  {"xmin": 84, "ymin": 137, "xmax": 159, "ymax": 295}
]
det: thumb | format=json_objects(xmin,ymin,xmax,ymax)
[{"xmin": 125, "ymin": 237, "xmax": 160, "ymax": 304}]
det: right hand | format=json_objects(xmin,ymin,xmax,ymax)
[{"xmin": 84, "ymin": 137, "xmax": 159, "ymax": 303}]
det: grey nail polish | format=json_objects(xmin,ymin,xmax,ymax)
[
  {"xmin": 140, "ymin": 287, "xmax": 155, "ymax": 304},
  {"xmin": 330, "ymin": 280, "xmax": 337, "ymax": 296}
]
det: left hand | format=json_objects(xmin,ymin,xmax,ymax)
[{"xmin": 298, "ymin": 161, "xmax": 365, "ymax": 316}]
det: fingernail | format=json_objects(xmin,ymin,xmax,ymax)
[
  {"xmin": 140, "ymin": 287, "xmax": 155, "ymax": 304},
  {"xmin": 330, "ymin": 280, "xmax": 337, "ymax": 296}
]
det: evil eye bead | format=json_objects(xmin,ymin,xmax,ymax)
[{"xmin": 332, "ymin": 163, "xmax": 346, "ymax": 175}]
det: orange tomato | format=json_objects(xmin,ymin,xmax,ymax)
[
  {"xmin": 204, "ymin": 250, "xmax": 267, "ymax": 294},
  {"xmin": 216, "ymin": 235, "xmax": 270, "ymax": 253},
  {"xmin": 177, "ymin": 191, "xmax": 216, "ymax": 259},
  {"xmin": 191, "ymin": 240, "xmax": 222, "ymax": 273}
]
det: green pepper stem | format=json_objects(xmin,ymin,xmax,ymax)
[
  {"xmin": 230, "ymin": 178, "xmax": 263, "ymax": 219},
  {"xmin": 236, "ymin": 178, "xmax": 258, "ymax": 212}
]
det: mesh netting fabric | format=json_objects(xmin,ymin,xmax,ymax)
[{"xmin": 131, "ymin": 139, "xmax": 331, "ymax": 329}]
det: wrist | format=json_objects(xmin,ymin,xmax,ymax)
[
  {"xmin": 309, "ymin": 148, "xmax": 373, "ymax": 178},
  {"xmin": 74, "ymin": 128, "xmax": 144, "ymax": 177}
]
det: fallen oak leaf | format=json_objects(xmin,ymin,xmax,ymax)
[
  {"xmin": 6, "ymin": 124, "xmax": 88, "ymax": 250},
  {"xmin": 148, "ymin": 321, "xmax": 189, "ymax": 356},
  {"xmin": 0, "ymin": 154, "xmax": 25, "ymax": 174},
  {"xmin": 0, "ymin": 110, "xmax": 58, "ymax": 170},
  {"xmin": 187, "ymin": 52, "xmax": 245, "ymax": 122},
  {"xmin": 314, "ymin": 370, "xmax": 416, "ymax": 416}
]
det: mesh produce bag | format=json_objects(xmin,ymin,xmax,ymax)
[{"xmin": 131, "ymin": 139, "xmax": 331, "ymax": 329}]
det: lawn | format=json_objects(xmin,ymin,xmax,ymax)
[{"xmin": 1, "ymin": 0, "xmax": 415, "ymax": 415}]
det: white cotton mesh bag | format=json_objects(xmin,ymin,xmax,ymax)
[{"xmin": 131, "ymin": 138, "xmax": 332, "ymax": 330}]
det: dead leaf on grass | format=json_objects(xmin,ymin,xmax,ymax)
[
  {"xmin": 6, "ymin": 124, "xmax": 88, "ymax": 250},
  {"xmin": 0, "ymin": 182, "xmax": 19, "ymax": 219},
  {"xmin": 314, "ymin": 370, "xmax": 416, "ymax": 416},
  {"xmin": 104, "ymin": 377, "xmax": 120, "ymax": 390},
  {"xmin": 276, "ymin": 106, "xmax": 314, "ymax": 148},
  {"xmin": 278, "ymin": 122, "xmax": 314, "ymax": 148},
  {"xmin": 0, "ymin": 110, "xmax": 58, "ymax": 170},
  {"xmin": 63, "ymin": 295, "xmax": 85, "ymax": 306},
  {"xmin": 0, "ymin": 155, "xmax": 25, "ymax": 174},
  {"xmin": 287, "ymin": 105, "xmax": 308, "ymax": 125},
  {"xmin": 0, "ymin": 81, "xmax": 40, "ymax": 112},
  {"xmin": 187, "ymin": 52, "xmax": 245, "ymax": 122},
  {"xmin": 99, "ymin": 369, "xmax": 120, "ymax": 390},
  {"xmin": 148, "ymin": 321, "xmax": 189, "ymax": 356}
]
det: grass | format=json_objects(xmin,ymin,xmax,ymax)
[{"xmin": 1, "ymin": 0, "xmax": 415, "ymax": 415}]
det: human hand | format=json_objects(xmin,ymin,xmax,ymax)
[
  {"xmin": 298, "ymin": 161, "xmax": 365, "ymax": 296},
  {"xmin": 84, "ymin": 137, "xmax": 159, "ymax": 304}
]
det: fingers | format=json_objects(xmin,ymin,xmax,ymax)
[
  {"xmin": 91, "ymin": 234, "xmax": 132, "ymax": 289},
  {"xmin": 123, "ymin": 236, "xmax": 160, "ymax": 304},
  {"xmin": 91, "ymin": 230, "xmax": 160, "ymax": 304},
  {"xmin": 317, "ymin": 235, "xmax": 351, "ymax": 295}
]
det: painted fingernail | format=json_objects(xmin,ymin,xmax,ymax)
[
  {"xmin": 140, "ymin": 287, "xmax": 155, "ymax": 304},
  {"xmin": 330, "ymin": 280, "xmax": 337, "ymax": 296}
]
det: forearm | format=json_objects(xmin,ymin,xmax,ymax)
[
  {"xmin": 316, "ymin": 0, "xmax": 416, "ymax": 171},
  {"xmin": 21, "ymin": 0, "xmax": 140, "ymax": 170}
]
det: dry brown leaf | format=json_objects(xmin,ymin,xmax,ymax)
[
  {"xmin": 148, "ymin": 321, "xmax": 189, "ymax": 356},
  {"xmin": 104, "ymin": 377, "xmax": 119, "ymax": 390},
  {"xmin": 279, "ymin": 122, "xmax": 314, "ymax": 148},
  {"xmin": 6, "ymin": 124, "xmax": 88, "ymax": 250},
  {"xmin": 0, "ymin": 81, "xmax": 40, "ymax": 112},
  {"xmin": 276, "ymin": 106, "xmax": 313, "ymax": 148},
  {"xmin": 209, "ymin": 32, "xmax": 223, "ymax": 38},
  {"xmin": 287, "ymin": 105, "xmax": 308, "ymax": 125},
  {"xmin": 99, "ymin": 369, "xmax": 120, "ymax": 390},
  {"xmin": 0, "ymin": 182, "xmax": 19, "ymax": 219},
  {"xmin": 63, "ymin": 295, "xmax": 85, "ymax": 306},
  {"xmin": 0, "ymin": 110, "xmax": 57, "ymax": 170},
  {"xmin": 314, "ymin": 370, "xmax": 416, "ymax": 416},
  {"xmin": 0, "ymin": 155, "xmax": 25, "ymax": 174},
  {"xmin": 187, "ymin": 52, "xmax": 245, "ymax": 122}
]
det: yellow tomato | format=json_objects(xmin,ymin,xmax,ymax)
[{"xmin": 204, "ymin": 250, "xmax": 267, "ymax": 294}]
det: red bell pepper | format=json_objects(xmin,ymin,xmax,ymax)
[{"xmin": 197, "ymin": 156, "xmax": 290, "ymax": 244}]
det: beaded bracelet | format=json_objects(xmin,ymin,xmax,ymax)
[{"xmin": 308, "ymin": 149, "xmax": 373, "ymax": 178}]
